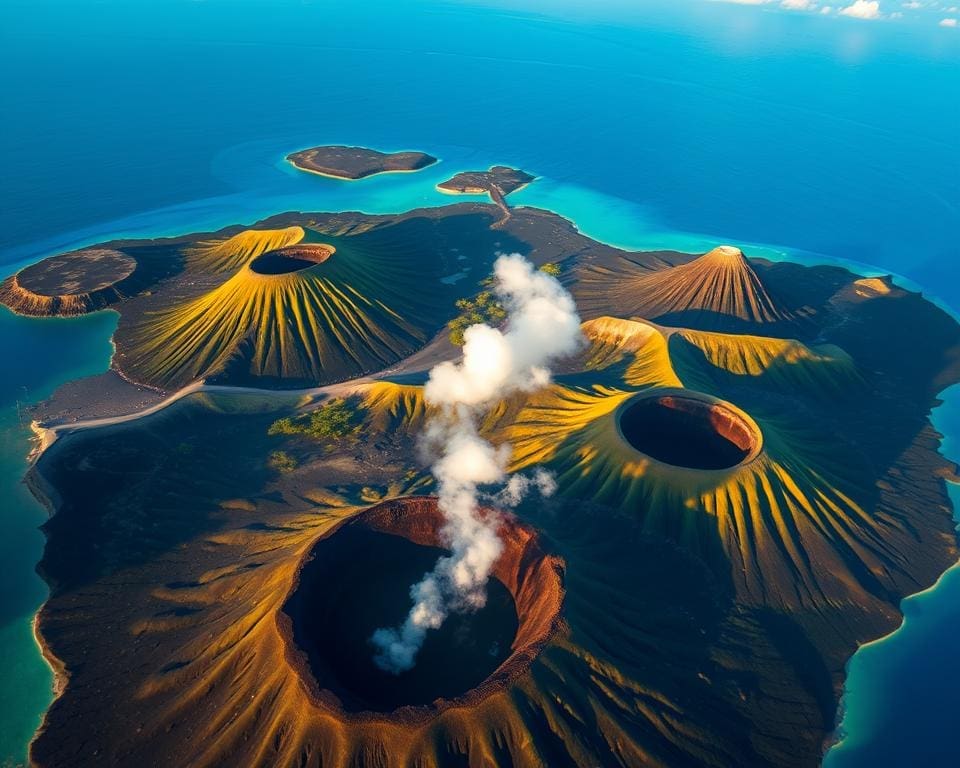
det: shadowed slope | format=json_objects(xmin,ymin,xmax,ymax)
[
  {"xmin": 669, "ymin": 328, "xmax": 862, "ymax": 397},
  {"xmin": 575, "ymin": 246, "xmax": 797, "ymax": 332},
  {"xmin": 31, "ymin": 419, "xmax": 757, "ymax": 768},
  {"xmin": 504, "ymin": 384, "xmax": 885, "ymax": 609}
]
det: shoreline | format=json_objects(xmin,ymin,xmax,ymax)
[
  {"xmin": 822, "ymin": 382, "xmax": 960, "ymax": 761},
  {"xmin": 284, "ymin": 146, "xmax": 439, "ymax": 182},
  {"xmin": 23, "ymin": 438, "xmax": 69, "ymax": 766},
  {"xmin": 286, "ymin": 159, "xmax": 437, "ymax": 182},
  {"xmin": 824, "ymin": 543, "xmax": 960, "ymax": 756},
  {"xmin": 29, "ymin": 611, "xmax": 65, "ymax": 761},
  {"xmin": 435, "ymin": 181, "xmax": 531, "ymax": 227}
]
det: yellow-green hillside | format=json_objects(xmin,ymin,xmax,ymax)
[
  {"xmin": 495, "ymin": 318, "xmax": 916, "ymax": 615},
  {"xmin": 187, "ymin": 226, "xmax": 309, "ymax": 273},
  {"xmin": 122, "ymin": 231, "xmax": 449, "ymax": 389}
]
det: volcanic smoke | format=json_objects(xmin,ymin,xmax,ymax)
[{"xmin": 370, "ymin": 254, "xmax": 582, "ymax": 674}]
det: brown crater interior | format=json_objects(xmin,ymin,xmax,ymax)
[
  {"xmin": 249, "ymin": 243, "xmax": 335, "ymax": 275},
  {"xmin": 279, "ymin": 497, "xmax": 565, "ymax": 723},
  {"xmin": 619, "ymin": 393, "xmax": 761, "ymax": 470}
]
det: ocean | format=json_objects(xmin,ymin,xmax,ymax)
[{"xmin": 0, "ymin": 0, "xmax": 957, "ymax": 764}]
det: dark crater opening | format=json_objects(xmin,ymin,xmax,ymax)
[
  {"xmin": 286, "ymin": 526, "xmax": 517, "ymax": 712},
  {"xmin": 249, "ymin": 244, "xmax": 335, "ymax": 275},
  {"xmin": 619, "ymin": 393, "xmax": 760, "ymax": 470},
  {"xmin": 280, "ymin": 497, "xmax": 565, "ymax": 720}
]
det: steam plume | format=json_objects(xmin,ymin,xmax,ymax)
[{"xmin": 371, "ymin": 254, "xmax": 582, "ymax": 674}]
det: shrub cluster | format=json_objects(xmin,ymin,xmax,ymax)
[{"xmin": 447, "ymin": 262, "xmax": 562, "ymax": 345}]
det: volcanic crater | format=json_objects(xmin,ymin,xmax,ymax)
[
  {"xmin": 617, "ymin": 390, "xmax": 762, "ymax": 471},
  {"xmin": 248, "ymin": 243, "xmax": 336, "ymax": 275},
  {"xmin": 279, "ymin": 497, "xmax": 565, "ymax": 722},
  {"xmin": 0, "ymin": 248, "xmax": 139, "ymax": 316}
]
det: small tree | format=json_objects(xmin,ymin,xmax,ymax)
[
  {"xmin": 267, "ymin": 417, "xmax": 298, "ymax": 436},
  {"xmin": 539, "ymin": 262, "xmax": 561, "ymax": 276},
  {"xmin": 268, "ymin": 450, "xmax": 298, "ymax": 473}
]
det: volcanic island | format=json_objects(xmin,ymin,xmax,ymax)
[
  {"xmin": 7, "ymin": 162, "xmax": 960, "ymax": 768},
  {"xmin": 287, "ymin": 145, "xmax": 438, "ymax": 180}
]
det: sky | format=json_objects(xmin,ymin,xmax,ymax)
[
  {"xmin": 453, "ymin": 0, "xmax": 959, "ymax": 27},
  {"xmin": 711, "ymin": 0, "xmax": 958, "ymax": 25}
]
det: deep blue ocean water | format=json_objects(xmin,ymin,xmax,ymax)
[{"xmin": 0, "ymin": 1, "xmax": 957, "ymax": 764}]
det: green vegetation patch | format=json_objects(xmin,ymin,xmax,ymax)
[
  {"xmin": 268, "ymin": 450, "xmax": 298, "ymax": 474},
  {"xmin": 448, "ymin": 263, "xmax": 562, "ymax": 345},
  {"xmin": 268, "ymin": 397, "xmax": 366, "ymax": 442}
]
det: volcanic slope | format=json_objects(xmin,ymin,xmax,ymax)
[
  {"xmin": 30, "ymin": 397, "xmax": 758, "ymax": 768},
  {"xmin": 573, "ymin": 245, "xmax": 800, "ymax": 333},
  {"xmin": 505, "ymin": 319, "xmax": 878, "ymax": 602},
  {"xmin": 115, "ymin": 211, "xmax": 515, "ymax": 389},
  {"xmin": 124, "ymin": 237, "xmax": 433, "ymax": 387},
  {"xmin": 187, "ymin": 225, "xmax": 312, "ymax": 273}
]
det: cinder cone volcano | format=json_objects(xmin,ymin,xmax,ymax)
[
  {"xmin": 120, "ymin": 232, "xmax": 447, "ymax": 389},
  {"xmin": 576, "ymin": 245, "xmax": 795, "ymax": 331}
]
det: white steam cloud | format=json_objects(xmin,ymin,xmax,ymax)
[{"xmin": 370, "ymin": 254, "xmax": 583, "ymax": 674}]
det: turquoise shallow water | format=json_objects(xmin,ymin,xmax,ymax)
[
  {"xmin": 0, "ymin": 302, "xmax": 117, "ymax": 763},
  {"xmin": 0, "ymin": 0, "xmax": 957, "ymax": 764}
]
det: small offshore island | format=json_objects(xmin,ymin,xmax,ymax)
[
  {"xmin": 287, "ymin": 145, "xmax": 437, "ymax": 180},
  {"xmin": 5, "ymin": 148, "xmax": 960, "ymax": 768}
]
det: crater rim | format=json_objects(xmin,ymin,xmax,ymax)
[
  {"xmin": 616, "ymin": 388, "xmax": 763, "ymax": 471},
  {"xmin": 248, "ymin": 243, "xmax": 336, "ymax": 275},
  {"xmin": 277, "ymin": 496, "xmax": 565, "ymax": 725}
]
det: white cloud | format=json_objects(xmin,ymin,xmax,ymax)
[
  {"xmin": 782, "ymin": 0, "xmax": 817, "ymax": 9},
  {"xmin": 940, "ymin": 16, "xmax": 958, "ymax": 25},
  {"xmin": 839, "ymin": 1, "xmax": 883, "ymax": 18}
]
